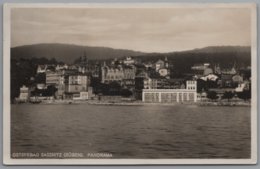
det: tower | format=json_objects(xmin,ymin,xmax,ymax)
[
  {"xmin": 165, "ymin": 56, "xmax": 169, "ymax": 68},
  {"xmin": 214, "ymin": 64, "xmax": 221, "ymax": 74}
]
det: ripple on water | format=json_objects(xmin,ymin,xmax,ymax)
[{"xmin": 11, "ymin": 104, "xmax": 251, "ymax": 159}]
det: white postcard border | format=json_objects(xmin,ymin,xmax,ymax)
[{"xmin": 3, "ymin": 3, "xmax": 257, "ymax": 165}]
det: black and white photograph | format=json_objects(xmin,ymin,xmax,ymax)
[{"xmin": 3, "ymin": 3, "xmax": 257, "ymax": 165}]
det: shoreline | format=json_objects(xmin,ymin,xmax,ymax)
[{"xmin": 13, "ymin": 100, "xmax": 251, "ymax": 107}]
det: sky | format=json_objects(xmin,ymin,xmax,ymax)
[{"xmin": 11, "ymin": 7, "xmax": 251, "ymax": 52}]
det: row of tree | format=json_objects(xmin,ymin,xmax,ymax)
[
  {"xmin": 92, "ymin": 81, "xmax": 133, "ymax": 97},
  {"xmin": 206, "ymin": 90, "xmax": 251, "ymax": 101},
  {"xmin": 31, "ymin": 85, "xmax": 58, "ymax": 97}
]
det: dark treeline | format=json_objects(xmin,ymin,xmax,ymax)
[
  {"xmin": 11, "ymin": 44, "xmax": 250, "ymax": 65},
  {"xmin": 136, "ymin": 51, "xmax": 250, "ymax": 75},
  {"xmin": 90, "ymin": 80, "xmax": 133, "ymax": 97}
]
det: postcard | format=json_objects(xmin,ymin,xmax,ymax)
[{"xmin": 3, "ymin": 3, "xmax": 257, "ymax": 165}]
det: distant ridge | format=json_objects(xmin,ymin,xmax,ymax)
[
  {"xmin": 183, "ymin": 46, "xmax": 250, "ymax": 54},
  {"xmin": 11, "ymin": 43, "xmax": 146, "ymax": 64},
  {"xmin": 11, "ymin": 43, "xmax": 250, "ymax": 66}
]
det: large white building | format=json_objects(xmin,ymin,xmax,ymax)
[
  {"xmin": 142, "ymin": 81, "xmax": 197, "ymax": 103},
  {"xmin": 101, "ymin": 64, "xmax": 136, "ymax": 84},
  {"xmin": 66, "ymin": 74, "xmax": 88, "ymax": 93}
]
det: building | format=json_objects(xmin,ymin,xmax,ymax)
[
  {"xmin": 142, "ymin": 81, "xmax": 197, "ymax": 103},
  {"xmin": 36, "ymin": 83, "xmax": 46, "ymax": 90},
  {"xmin": 123, "ymin": 56, "xmax": 135, "ymax": 65},
  {"xmin": 55, "ymin": 64, "xmax": 68, "ymax": 71},
  {"xmin": 235, "ymin": 80, "xmax": 250, "ymax": 92},
  {"xmin": 200, "ymin": 74, "xmax": 219, "ymax": 81},
  {"xmin": 204, "ymin": 68, "xmax": 213, "ymax": 76},
  {"xmin": 191, "ymin": 63, "xmax": 210, "ymax": 70},
  {"xmin": 66, "ymin": 74, "xmax": 88, "ymax": 93},
  {"xmin": 153, "ymin": 57, "xmax": 171, "ymax": 77},
  {"xmin": 155, "ymin": 57, "xmax": 169, "ymax": 72},
  {"xmin": 45, "ymin": 70, "xmax": 66, "ymax": 98},
  {"xmin": 232, "ymin": 74, "xmax": 243, "ymax": 85},
  {"xmin": 155, "ymin": 59, "xmax": 165, "ymax": 72},
  {"xmin": 144, "ymin": 75, "xmax": 184, "ymax": 90},
  {"xmin": 64, "ymin": 74, "xmax": 90, "ymax": 99},
  {"xmin": 144, "ymin": 62, "xmax": 153, "ymax": 69},
  {"xmin": 214, "ymin": 64, "xmax": 221, "ymax": 74},
  {"xmin": 101, "ymin": 64, "xmax": 136, "ymax": 84},
  {"xmin": 72, "ymin": 87, "xmax": 93, "ymax": 100},
  {"xmin": 144, "ymin": 77, "xmax": 156, "ymax": 89},
  {"xmin": 37, "ymin": 65, "xmax": 47, "ymax": 74},
  {"xmin": 124, "ymin": 65, "xmax": 136, "ymax": 79},
  {"xmin": 192, "ymin": 63, "xmax": 212, "ymax": 78},
  {"xmin": 90, "ymin": 63, "xmax": 101, "ymax": 78},
  {"xmin": 101, "ymin": 65, "xmax": 124, "ymax": 84},
  {"xmin": 122, "ymin": 79, "xmax": 135, "ymax": 90},
  {"xmin": 45, "ymin": 70, "xmax": 64, "ymax": 85},
  {"xmin": 221, "ymin": 63, "xmax": 237, "ymax": 75},
  {"xmin": 15, "ymin": 85, "xmax": 29, "ymax": 102},
  {"xmin": 144, "ymin": 77, "xmax": 168, "ymax": 89},
  {"xmin": 45, "ymin": 69, "xmax": 80, "ymax": 98},
  {"xmin": 72, "ymin": 92, "xmax": 89, "ymax": 100},
  {"xmin": 134, "ymin": 71, "xmax": 149, "ymax": 99}
]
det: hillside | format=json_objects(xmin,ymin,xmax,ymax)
[
  {"xmin": 136, "ymin": 46, "xmax": 251, "ymax": 73},
  {"xmin": 11, "ymin": 44, "xmax": 251, "ymax": 69},
  {"xmin": 11, "ymin": 43, "xmax": 145, "ymax": 64}
]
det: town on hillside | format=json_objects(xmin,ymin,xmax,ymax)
[{"xmin": 14, "ymin": 54, "xmax": 251, "ymax": 105}]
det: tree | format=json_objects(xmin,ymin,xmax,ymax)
[
  {"xmin": 207, "ymin": 91, "xmax": 218, "ymax": 101},
  {"xmin": 108, "ymin": 81, "xmax": 121, "ymax": 95},
  {"xmin": 35, "ymin": 73, "xmax": 46, "ymax": 83},
  {"xmin": 99, "ymin": 83, "xmax": 110, "ymax": 95},
  {"xmin": 207, "ymin": 79, "xmax": 218, "ymax": 89},
  {"xmin": 222, "ymin": 91, "xmax": 234, "ymax": 102},
  {"xmin": 237, "ymin": 90, "xmax": 251, "ymax": 101},
  {"xmin": 90, "ymin": 77, "xmax": 101, "ymax": 94},
  {"xmin": 74, "ymin": 56, "xmax": 82, "ymax": 64},
  {"xmin": 49, "ymin": 58, "xmax": 58, "ymax": 64},
  {"xmin": 121, "ymin": 89, "xmax": 133, "ymax": 97},
  {"xmin": 197, "ymin": 79, "xmax": 207, "ymax": 93},
  {"xmin": 45, "ymin": 85, "xmax": 58, "ymax": 96}
]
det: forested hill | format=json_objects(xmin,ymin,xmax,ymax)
[
  {"xmin": 11, "ymin": 44, "xmax": 250, "ymax": 69},
  {"xmin": 11, "ymin": 43, "xmax": 146, "ymax": 64},
  {"xmin": 136, "ymin": 46, "xmax": 251, "ymax": 73}
]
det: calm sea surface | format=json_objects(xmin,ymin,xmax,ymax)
[{"xmin": 11, "ymin": 104, "xmax": 251, "ymax": 159}]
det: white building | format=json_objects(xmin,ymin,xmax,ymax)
[
  {"xmin": 123, "ymin": 57, "xmax": 135, "ymax": 65},
  {"xmin": 56, "ymin": 64, "xmax": 68, "ymax": 71},
  {"xmin": 15, "ymin": 85, "xmax": 29, "ymax": 102},
  {"xmin": 235, "ymin": 81, "xmax": 250, "ymax": 92},
  {"xmin": 73, "ymin": 91, "xmax": 89, "ymax": 100},
  {"xmin": 37, "ymin": 65, "xmax": 47, "ymax": 74},
  {"xmin": 66, "ymin": 74, "xmax": 88, "ymax": 93},
  {"xmin": 142, "ymin": 81, "xmax": 197, "ymax": 103},
  {"xmin": 155, "ymin": 59, "xmax": 165, "ymax": 72}
]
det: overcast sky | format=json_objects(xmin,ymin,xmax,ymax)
[{"xmin": 11, "ymin": 7, "xmax": 251, "ymax": 52}]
